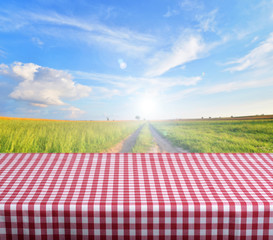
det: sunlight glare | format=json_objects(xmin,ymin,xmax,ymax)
[{"xmin": 138, "ymin": 95, "xmax": 158, "ymax": 120}]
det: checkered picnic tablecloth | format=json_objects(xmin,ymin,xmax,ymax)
[{"xmin": 0, "ymin": 153, "xmax": 273, "ymax": 239}]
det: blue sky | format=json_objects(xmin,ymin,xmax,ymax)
[{"xmin": 0, "ymin": 0, "xmax": 273, "ymax": 120}]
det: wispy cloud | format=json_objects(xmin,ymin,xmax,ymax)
[
  {"xmin": 0, "ymin": 12, "xmax": 28, "ymax": 32},
  {"xmin": 163, "ymin": 7, "xmax": 179, "ymax": 18},
  {"xmin": 163, "ymin": 1, "xmax": 217, "ymax": 33},
  {"xmin": 0, "ymin": 9, "xmax": 155, "ymax": 56},
  {"xmin": 163, "ymin": 0, "xmax": 200, "ymax": 18},
  {"xmin": 0, "ymin": 48, "xmax": 6, "ymax": 57},
  {"xmin": 73, "ymin": 70, "xmax": 203, "ymax": 92},
  {"xmin": 165, "ymin": 76, "xmax": 273, "ymax": 102},
  {"xmin": 0, "ymin": 62, "xmax": 91, "ymax": 107},
  {"xmin": 70, "ymin": 69, "xmax": 204, "ymax": 104},
  {"xmin": 250, "ymin": 36, "xmax": 259, "ymax": 44},
  {"xmin": 32, "ymin": 37, "xmax": 44, "ymax": 46},
  {"xmin": 91, "ymin": 86, "xmax": 121, "ymax": 99},
  {"xmin": 29, "ymin": 12, "xmax": 153, "ymax": 42},
  {"xmin": 226, "ymin": 33, "xmax": 273, "ymax": 72},
  {"xmin": 61, "ymin": 106, "xmax": 85, "ymax": 119},
  {"xmin": 196, "ymin": 9, "xmax": 218, "ymax": 32},
  {"xmin": 164, "ymin": 87, "xmax": 198, "ymax": 102},
  {"xmin": 31, "ymin": 103, "xmax": 47, "ymax": 108},
  {"xmin": 179, "ymin": 0, "xmax": 204, "ymax": 11},
  {"xmin": 145, "ymin": 34, "xmax": 207, "ymax": 77},
  {"xmin": 33, "ymin": 12, "xmax": 155, "ymax": 54},
  {"xmin": 203, "ymin": 77, "xmax": 273, "ymax": 94}
]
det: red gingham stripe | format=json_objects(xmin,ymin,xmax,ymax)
[{"xmin": 0, "ymin": 153, "xmax": 273, "ymax": 239}]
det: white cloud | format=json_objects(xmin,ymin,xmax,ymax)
[
  {"xmin": 163, "ymin": 7, "xmax": 179, "ymax": 18},
  {"xmin": 120, "ymin": 62, "xmax": 127, "ymax": 69},
  {"xmin": 32, "ymin": 37, "xmax": 44, "ymax": 46},
  {"xmin": 12, "ymin": 62, "xmax": 39, "ymax": 80},
  {"xmin": 145, "ymin": 34, "xmax": 207, "ymax": 77},
  {"xmin": 0, "ymin": 63, "xmax": 9, "ymax": 74},
  {"xmin": 0, "ymin": 62, "xmax": 91, "ymax": 107},
  {"xmin": 196, "ymin": 9, "xmax": 218, "ymax": 32},
  {"xmin": 226, "ymin": 33, "xmax": 273, "ymax": 72},
  {"xmin": 61, "ymin": 106, "xmax": 85, "ymax": 119},
  {"xmin": 118, "ymin": 59, "xmax": 127, "ymax": 69}
]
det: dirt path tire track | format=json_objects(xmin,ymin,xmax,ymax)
[
  {"xmin": 149, "ymin": 123, "xmax": 188, "ymax": 153},
  {"xmin": 119, "ymin": 124, "xmax": 144, "ymax": 153}
]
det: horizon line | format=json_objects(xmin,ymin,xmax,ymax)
[{"xmin": 1, "ymin": 114, "xmax": 273, "ymax": 122}]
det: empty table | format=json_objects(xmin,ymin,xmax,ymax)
[{"xmin": 0, "ymin": 153, "xmax": 273, "ymax": 239}]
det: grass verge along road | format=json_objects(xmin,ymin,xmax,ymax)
[
  {"xmin": 0, "ymin": 118, "xmax": 141, "ymax": 153},
  {"xmin": 151, "ymin": 119, "xmax": 273, "ymax": 153},
  {"xmin": 131, "ymin": 123, "xmax": 155, "ymax": 153}
]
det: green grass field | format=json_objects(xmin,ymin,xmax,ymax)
[
  {"xmin": 1, "ymin": 117, "xmax": 272, "ymax": 153},
  {"xmin": 151, "ymin": 119, "xmax": 273, "ymax": 153},
  {"xmin": 131, "ymin": 123, "xmax": 155, "ymax": 153},
  {"xmin": 0, "ymin": 119, "xmax": 141, "ymax": 153}
]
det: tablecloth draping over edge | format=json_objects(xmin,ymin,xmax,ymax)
[{"xmin": 0, "ymin": 153, "xmax": 273, "ymax": 239}]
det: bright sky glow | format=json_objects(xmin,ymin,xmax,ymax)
[
  {"xmin": 137, "ymin": 95, "xmax": 158, "ymax": 120},
  {"xmin": 0, "ymin": 0, "xmax": 273, "ymax": 120}
]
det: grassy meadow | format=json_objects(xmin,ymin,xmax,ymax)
[
  {"xmin": 151, "ymin": 119, "xmax": 273, "ymax": 153},
  {"xmin": 0, "ymin": 118, "xmax": 141, "ymax": 153}
]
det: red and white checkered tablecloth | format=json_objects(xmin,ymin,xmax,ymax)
[{"xmin": 0, "ymin": 153, "xmax": 273, "ymax": 239}]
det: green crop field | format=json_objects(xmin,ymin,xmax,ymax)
[
  {"xmin": 0, "ymin": 119, "xmax": 141, "ymax": 153},
  {"xmin": 151, "ymin": 119, "xmax": 273, "ymax": 153}
]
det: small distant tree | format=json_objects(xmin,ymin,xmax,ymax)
[
  {"xmin": 106, "ymin": 117, "xmax": 109, "ymax": 121},
  {"xmin": 135, "ymin": 115, "xmax": 140, "ymax": 120}
]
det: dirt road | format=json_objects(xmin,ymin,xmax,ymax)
[
  {"xmin": 119, "ymin": 124, "xmax": 144, "ymax": 153},
  {"xmin": 108, "ymin": 123, "xmax": 187, "ymax": 153},
  {"xmin": 149, "ymin": 124, "xmax": 188, "ymax": 153}
]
